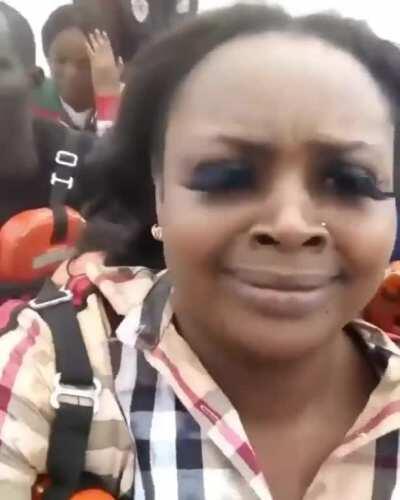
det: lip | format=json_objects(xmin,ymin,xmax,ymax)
[
  {"xmin": 228, "ymin": 267, "xmax": 335, "ymax": 290},
  {"xmin": 221, "ymin": 267, "xmax": 338, "ymax": 319}
]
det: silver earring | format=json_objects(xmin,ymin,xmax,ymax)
[
  {"xmin": 321, "ymin": 222, "xmax": 327, "ymax": 228},
  {"xmin": 151, "ymin": 224, "xmax": 163, "ymax": 241}
]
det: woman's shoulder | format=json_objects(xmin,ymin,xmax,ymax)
[
  {"xmin": 0, "ymin": 255, "xmax": 139, "ymax": 491},
  {"xmin": 0, "ymin": 302, "xmax": 55, "ymax": 482},
  {"xmin": 0, "ymin": 299, "xmax": 56, "ymax": 371},
  {"xmin": 0, "ymin": 254, "xmax": 161, "ymax": 369},
  {"xmin": 0, "ymin": 296, "xmax": 68, "ymax": 418},
  {"xmin": 53, "ymin": 252, "xmax": 162, "ymax": 316}
]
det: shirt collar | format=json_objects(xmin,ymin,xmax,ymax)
[
  {"xmin": 60, "ymin": 98, "xmax": 92, "ymax": 129},
  {"xmin": 82, "ymin": 260, "xmax": 172, "ymax": 346},
  {"xmin": 84, "ymin": 259, "xmax": 400, "ymax": 363},
  {"xmin": 116, "ymin": 271, "xmax": 173, "ymax": 350}
]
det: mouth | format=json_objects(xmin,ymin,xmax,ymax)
[{"xmin": 221, "ymin": 267, "xmax": 340, "ymax": 319}]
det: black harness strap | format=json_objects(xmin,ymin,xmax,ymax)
[
  {"xmin": 0, "ymin": 279, "xmax": 43, "ymax": 301},
  {"xmin": 50, "ymin": 131, "xmax": 82, "ymax": 244},
  {"xmin": 30, "ymin": 280, "xmax": 101, "ymax": 500},
  {"xmin": 0, "ymin": 129, "xmax": 87, "ymax": 301}
]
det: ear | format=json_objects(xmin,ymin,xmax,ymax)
[{"xmin": 27, "ymin": 66, "xmax": 45, "ymax": 88}]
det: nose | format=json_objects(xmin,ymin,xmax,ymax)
[
  {"xmin": 250, "ymin": 205, "xmax": 328, "ymax": 252},
  {"xmin": 64, "ymin": 62, "xmax": 77, "ymax": 79}
]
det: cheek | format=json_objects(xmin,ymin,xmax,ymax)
[
  {"xmin": 52, "ymin": 66, "xmax": 72, "ymax": 87},
  {"xmin": 83, "ymin": 74, "xmax": 94, "ymax": 90},
  {"xmin": 331, "ymin": 200, "xmax": 396, "ymax": 294},
  {"xmin": 74, "ymin": 71, "xmax": 94, "ymax": 93},
  {"xmin": 160, "ymin": 185, "xmax": 255, "ymax": 300}
]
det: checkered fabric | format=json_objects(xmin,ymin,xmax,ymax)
[{"xmin": 1, "ymin": 260, "xmax": 400, "ymax": 499}]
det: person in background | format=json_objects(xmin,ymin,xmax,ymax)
[
  {"xmin": 37, "ymin": 4, "xmax": 122, "ymax": 134},
  {"xmin": 0, "ymin": 1, "xmax": 95, "ymax": 215},
  {"xmin": 0, "ymin": 1, "xmax": 41, "ymax": 183},
  {"xmin": 0, "ymin": 2, "xmax": 103, "ymax": 303}
]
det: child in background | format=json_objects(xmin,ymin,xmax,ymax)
[{"xmin": 37, "ymin": 4, "xmax": 122, "ymax": 134}]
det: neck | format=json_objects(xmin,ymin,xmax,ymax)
[
  {"xmin": 179, "ymin": 319, "xmax": 376, "ymax": 424},
  {"xmin": 61, "ymin": 97, "xmax": 92, "ymax": 113}
]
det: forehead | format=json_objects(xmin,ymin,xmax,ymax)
[
  {"xmin": 168, "ymin": 33, "xmax": 393, "ymax": 149},
  {"xmin": 50, "ymin": 27, "xmax": 87, "ymax": 56}
]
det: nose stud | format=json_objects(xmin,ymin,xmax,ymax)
[{"xmin": 321, "ymin": 222, "xmax": 327, "ymax": 228}]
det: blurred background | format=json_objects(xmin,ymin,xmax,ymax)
[{"xmin": 5, "ymin": 0, "xmax": 400, "ymax": 71}]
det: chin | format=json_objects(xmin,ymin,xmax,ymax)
[{"xmin": 220, "ymin": 308, "xmax": 342, "ymax": 363}]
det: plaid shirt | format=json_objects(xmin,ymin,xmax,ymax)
[{"xmin": 1, "ymin": 261, "xmax": 400, "ymax": 499}]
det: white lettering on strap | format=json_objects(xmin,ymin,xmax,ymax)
[
  {"xmin": 55, "ymin": 150, "xmax": 78, "ymax": 168},
  {"xmin": 50, "ymin": 173, "xmax": 74, "ymax": 190}
]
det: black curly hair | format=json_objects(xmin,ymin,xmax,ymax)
[
  {"xmin": 83, "ymin": 3, "xmax": 400, "ymax": 268},
  {"xmin": 42, "ymin": 4, "xmax": 84, "ymax": 58}
]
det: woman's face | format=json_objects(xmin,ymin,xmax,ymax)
[
  {"xmin": 48, "ymin": 27, "xmax": 94, "ymax": 111},
  {"xmin": 0, "ymin": 25, "xmax": 37, "ymax": 181},
  {"xmin": 158, "ymin": 33, "xmax": 396, "ymax": 360}
]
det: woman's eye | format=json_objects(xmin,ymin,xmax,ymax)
[
  {"xmin": 322, "ymin": 163, "xmax": 394, "ymax": 201},
  {"xmin": 186, "ymin": 160, "xmax": 257, "ymax": 194}
]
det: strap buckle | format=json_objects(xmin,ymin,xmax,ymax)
[
  {"xmin": 29, "ymin": 288, "xmax": 73, "ymax": 310},
  {"xmin": 50, "ymin": 373, "xmax": 102, "ymax": 414}
]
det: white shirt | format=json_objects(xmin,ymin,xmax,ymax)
[{"xmin": 60, "ymin": 98, "xmax": 92, "ymax": 130}]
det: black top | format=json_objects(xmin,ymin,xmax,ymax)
[
  {"xmin": 0, "ymin": 118, "xmax": 97, "ymax": 228},
  {"xmin": 0, "ymin": 118, "xmax": 98, "ymax": 300}
]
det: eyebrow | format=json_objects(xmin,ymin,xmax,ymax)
[
  {"xmin": 215, "ymin": 134, "xmax": 274, "ymax": 154},
  {"xmin": 215, "ymin": 133, "xmax": 377, "ymax": 154},
  {"xmin": 309, "ymin": 136, "xmax": 378, "ymax": 152}
]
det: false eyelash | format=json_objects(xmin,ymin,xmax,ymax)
[
  {"xmin": 186, "ymin": 160, "xmax": 256, "ymax": 193},
  {"xmin": 322, "ymin": 163, "xmax": 394, "ymax": 201},
  {"xmin": 355, "ymin": 176, "xmax": 395, "ymax": 200}
]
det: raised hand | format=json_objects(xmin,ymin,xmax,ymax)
[{"xmin": 86, "ymin": 29, "xmax": 123, "ymax": 97}]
